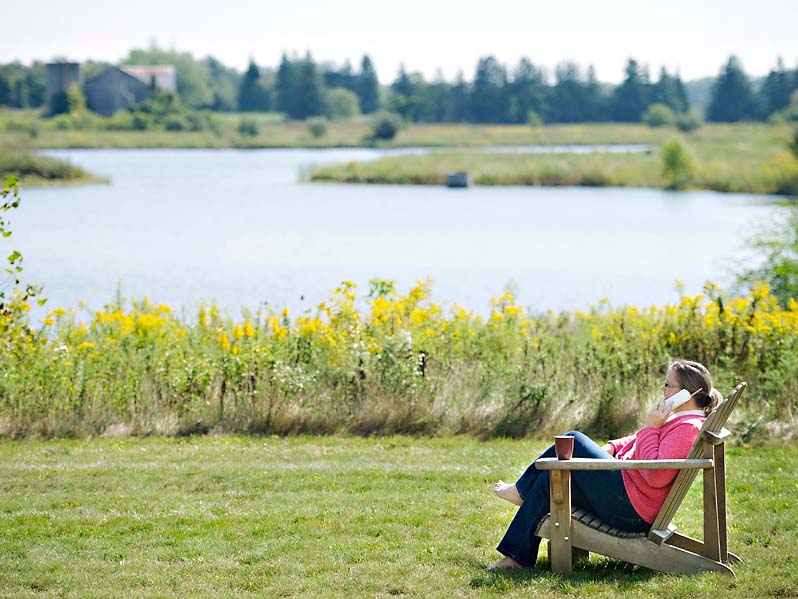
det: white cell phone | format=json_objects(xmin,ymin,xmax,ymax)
[{"xmin": 658, "ymin": 388, "xmax": 697, "ymax": 412}]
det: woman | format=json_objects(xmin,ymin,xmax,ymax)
[{"xmin": 489, "ymin": 359, "xmax": 722, "ymax": 570}]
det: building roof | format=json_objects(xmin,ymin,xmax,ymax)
[{"xmin": 119, "ymin": 65, "xmax": 178, "ymax": 92}]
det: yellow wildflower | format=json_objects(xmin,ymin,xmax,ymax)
[
  {"xmin": 244, "ymin": 320, "xmax": 255, "ymax": 337},
  {"xmin": 218, "ymin": 331, "xmax": 231, "ymax": 351}
]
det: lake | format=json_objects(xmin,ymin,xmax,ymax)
[{"xmin": 13, "ymin": 147, "xmax": 777, "ymax": 320}]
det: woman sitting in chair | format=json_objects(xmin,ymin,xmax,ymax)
[{"xmin": 489, "ymin": 359, "xmax": 722, "ymax": 570}]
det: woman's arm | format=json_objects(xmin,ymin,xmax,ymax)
[
  {"xmin": 601, "ymin": 443, "xmax": 616, "ymax": 457},
  {"xmin": 632, "ymin": 421, "xmax": 701, "ymax": 487}
]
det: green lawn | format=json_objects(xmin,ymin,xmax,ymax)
[{"xmin": 1, "ymin": 436, "xmax": 796, "ymax": 598}]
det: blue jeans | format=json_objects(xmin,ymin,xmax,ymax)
[{"xmin": 497, "ymin": 431, "xmax": 650, "ymax": 567}]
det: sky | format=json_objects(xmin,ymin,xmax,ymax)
[{"xmin": 5, "ymin": 0, "xmax": 798, "ymax": 84}]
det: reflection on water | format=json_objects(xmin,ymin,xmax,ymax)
[{"xmin": 14, "ymin": 148, "xmax": 778, "ymax": 319}]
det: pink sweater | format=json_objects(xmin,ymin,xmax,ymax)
[{"xmin": 607, "ymin": 411, "xmax": 706, "ymax": 524}]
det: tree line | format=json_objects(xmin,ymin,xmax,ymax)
[{"xmin": 1, "ymin": 48, "xmax": 796, "ymax": 124}]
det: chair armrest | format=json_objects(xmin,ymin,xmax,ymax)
[{"xmin": 535, "ymin": 457, "xmax": 714, "ymax": 471}]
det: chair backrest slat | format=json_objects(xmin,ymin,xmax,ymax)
[{"xmin": 649, "ymin": 382, "xmax": 746, "ymax": 533}]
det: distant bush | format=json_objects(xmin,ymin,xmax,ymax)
[
  {"xmin": 104, "ymin": 111, "xmax": 136, "ymax": 131},
  {"xmin": 0, "ymin": 151, "xmax": 90, "ymax": 181},
  {"xmin": 306, "ymin": 116, "xmax": 328, "ymax": 138},
  {"xmin": 642, "ymin": 103, "xmax": 675, "ymax": 127},
  {"xmin": 325, "ymin": 88, "xmax": 360, "ymax": 120},
  {"xmin": 526, "ymin": 110, "xmax": 543, "ymax": 127},
  {"xmin": 123, "ymin": 90, "xmax": 213, "ymax": 132},
  {"xmin": 735, "ymin": 208, "xmax": 798, "ymax": 306},
  {"xmin": 50, "ymin": 109, "xmax": 105, "ymax": 131},
  {"xmin": 676, "ymin": 113, "xmax": 701, "ymax": 133},
  {"xmin": 661, "ymin": 138, "xmax": 695, "ymax": 190},
  {"xmin": 371, "ymin": 111, "xmax": 403, "ymax": 142},
  {"xmin": 767, "ymin": 104, "xmax": 798, "ymax": 124},
  {"xmin": 238, "ymin": 118, "xmax": 260, "ymax": 137},
  {"xmin": 164, "ymin": 114, "xmax": 191, "ymax": 131}
]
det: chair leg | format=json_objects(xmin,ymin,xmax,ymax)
[
  {"xmin": 549, "ymin": 470, "xmax": 573, "ymax": 573},
  {"xmin": 703, "ymin": 446, "xmax": 721, "ymax": 562},
  {"xmin": 714, "ymin": 443, "xmax": 729, "ymax": 562}
]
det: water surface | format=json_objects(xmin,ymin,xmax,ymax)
[{"xmin": 13, "ymin": 148, "xmax": 776, "ymax": 319}]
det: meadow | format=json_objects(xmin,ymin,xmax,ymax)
[
  {"xmin": 309, "ymin": 123, "xmax": 798, "ymax": 196},
  {"xmin": 2, "ymin": 109, "xmax": 796, "ymax": 195},
  {"xmin": 1, "ymin": 435, "xmax": 796, "ymax": 598},
  {"xmin": 2, "ymin": 278, "xmax": 797, "ymax": 441}
]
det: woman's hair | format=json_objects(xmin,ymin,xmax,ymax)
[{"xmin": 670, "ymin": 360, "xmax": 722, "ymax": 415}]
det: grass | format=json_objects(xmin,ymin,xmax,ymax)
[
  {"xmin": 2, "ymin": 111, "xmax": 795, "ymax": 193},
  {"xmin": 0, "ymin": 150, "xmax": 103, "ymax": 186},
  {"xmin": 0, "ymin": 435, "xmax": 796, "ymax": 598},
  {"xmin": 309, "ymin": 123, "xmax": 798, "ymax": 196}
]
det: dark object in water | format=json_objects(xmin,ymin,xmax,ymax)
[{"xmin": 446, "ymin": 172, "xmax": 470, "ymax": 188}]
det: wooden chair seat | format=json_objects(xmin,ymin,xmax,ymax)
[
  {"xmin": 533, "ymin": 381, "xmax": 747, "ymax": 576},
  {"xmin": 567, "ymin": 508, "xmax": 648, "ymax": 538}
]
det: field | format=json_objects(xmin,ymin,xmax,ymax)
[
  {"xmin": 1, "ymin": 435, "xmax": 796, "ymax": 599},
  {"xmin": 0, "ymin": 111, "xmax": 798, "ymax": 195},
  {"xmin": 2, "ymin": 279, "xmax": 798, "ymax": 441},
  {"xmin": 1, "ymin": 110, "xmax": 795, "ymax": 193},
  {"xmin": 309, "ymin": 123, "xmax": 798, "ymax": 196}
]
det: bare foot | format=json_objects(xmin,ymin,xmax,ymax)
[
  {"xmin": 493, "ymin": 480, "xmax": 523, "ymax": 506},
  {"xmin": 486, "ymin": 556, "xmax": 524, "ymax": 571}
]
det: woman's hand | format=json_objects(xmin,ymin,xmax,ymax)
[
  {"xmin": 644, "ymin": 403, "xmax": 672, "ymax": 428},
  {"xmin": 601, "ymin": 443, "xmax": 615, "ymax": 457}
]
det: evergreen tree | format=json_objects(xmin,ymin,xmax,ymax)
[
  {"xmin": 275, "ymin": 53, "xmax": 298, "ymax": 116},
  {"xmin": 760, "ymin": 57, "xmax": 792, "ymax": 117},
  {"xmin": 390, "ymin": 65, "xmax": 419, "ymax": 121},
  {"xmin": 294, "ymin": 53, "xmax": 326, "ymax": 119},
  {"xmin": 26, "ymin": 64, "xmax": 47, "ymax": 107},
  {"xmin": 470, "ymin": 55, "xmax": 509, "ymax": 123},
  {"xmin": 550, "ymin": 62, "xmax": 588, "ymax": 123},
  {"xmin": 583, "ymin": 65, "xmax": 608, "ymax": 121},
  {"xmin": 0, "ymin": 72, "xmax": 11, "ymax": 106},
  {"xmin": 238, "ymin": 60, "xmax": 264, "ymax": 111},
  {"xmin": 206, "ymin": 56, "xmax": 242, "ymax": 112},
  {"xmin": 509, "ymin": 58, "xmax": 547, "ymax": 123},
  {"xmin": 673, "ymin": 73, "xmax": 689, "ymax": 114},
  {"xmin": 357, "ymin": 55, "xmax": 380, "ymax": 114},
  {"xmin": 653, "ymin": 68, "xmax": 688, "ymax": 114},
  {"xmin": 611, "ymin": 59, "xmax": 651, "ymax": 122},
  {"xmin": 448, "ymin": 71, "xmax": 471, "ymax": 122},
  {"xmin": 322, "ymin": 60, "xmax": 355, "ymax": 92},
  {"xmin": 13, "ymin": 78, "xmax": 29, "ymax": 108},
  {"xmin": 706, "ymin": 56, "xmax": 760, "ymax": 122},
  {"xmin": 416, "ymin": 72, "xmax": 448, "ymax": 122}
]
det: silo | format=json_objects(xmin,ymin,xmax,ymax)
[{"xmin": 46, "ymin": 62, "xmax": 80, "ymax": 112}]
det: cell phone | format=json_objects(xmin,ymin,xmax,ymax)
[{"xmin": 659, "ymin": 388, "xmax": 696, "ymax": 412}]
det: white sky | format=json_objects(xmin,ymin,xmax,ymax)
[{"xmin": 4, "ymin": 0, "xmax": 798, "ymax": 83}]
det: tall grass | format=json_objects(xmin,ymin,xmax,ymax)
[
  {"xmin": 309, "ymin": 124, "xmax": 798, "ymax": 196},
  {"xmin": 0, "ymin": 150, "xmax": 99, "ymax": 185},
  {"xmin": 1, "ymin": 279, "xmax": 797, "ymax": 440}
]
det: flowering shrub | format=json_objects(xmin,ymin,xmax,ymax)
[{"xmin": 1, "ymin": 277, "xmax": 796, "ymax": 440}]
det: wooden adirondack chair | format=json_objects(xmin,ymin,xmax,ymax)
[{"xmin": 534, "ymin": 382, "xmax": 747, "ymax": 576}]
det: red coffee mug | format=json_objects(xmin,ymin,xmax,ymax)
[{"xmin": 555, "ymin": 435, "xmax": 574, "ymax": 460}]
